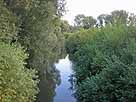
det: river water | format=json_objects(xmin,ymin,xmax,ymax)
[
  {"xmin": 37, "ymin": 56, "xmax": 76, "ymax": 102},
  {"xmin": 54, "ymin": 56, "xmax": 76, "ymax": 102}
]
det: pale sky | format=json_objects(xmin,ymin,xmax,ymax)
[{"xmin": 62, "ymin": 0, "xmax": 136, "ymax": 25}]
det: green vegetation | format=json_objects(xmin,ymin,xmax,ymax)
[
  {"xmin": 1, "ymin": 0, "xmax": 136, "ymax": 101},
  {"xmin": 74, "ymin": 14, "xmax": 96, "ymax": 29},
  {"xmin": 0, "ymin": 2, "xmax": 17, "ymax": 42},
  {"xmin": 0, "ymin": 1, "xmax": 37, "ymax": 101},
  {"xmin": 0, "ymin": 42, "xmax": 38, "ymax": 102},
  {"xmin": 0, "ymin": 0, "xmax": 66, "ymax": 101},
  {"xmin": 66, "ymin": 11, "xmax": 136, "ymax": 102}
]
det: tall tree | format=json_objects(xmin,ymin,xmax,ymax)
[
  {"xmin": 4, "ymin": 0, "xmax": 66, "ymax": 101},
  {"xmin": 82, "ymin": 16, "xmax": 96, "ymax": 29},
  {"xmin": 111, "ymin": 10, "xmax": 129, "ymax": 24},
  {"xmin": 0, "ymin": 1, "xmax": 18, "ymax": 42},
  {"xmin": 97, "ymin": 14, "xmax": 112, "ymax": 26},
  {"xmin": 74, "ymin": 14, "xmax": 96, "ymax": 29},
  {"xmin": 97, "ymin": 10, "xmax": 136, "ymax": 27},
  {"xmin": 0, "ymin": 42, "xmax": 38, "ymax": 102},
  {"xmin": 74, "ymin": 14, "xmax": 86, "ymax": 26},
  {"xmin": 66, "ymin": 24, "xmax": 136, "ymax": 102},
  {"xmin": 0, "ymin": 1, "xmax": 38, "ymax": 101}
]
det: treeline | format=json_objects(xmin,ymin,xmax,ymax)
[
  {"xmin": 66, "ymin": 10, "xmax": 136, "ymax": 102},
  {"xmin": 0, "ymin": 0, "xmax": 66, "ymax": 102},
  {"xmin": 65, "ymin": 10, "xmax": 136, "ymax": 33}
]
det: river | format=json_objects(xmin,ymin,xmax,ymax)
[
  {"xmin": 37, "ymin": 56, "xmax": 76, "ymax": 102},
  {"xmin": 54, "ymin": 56, "xmax": 76, "ymax": 102}
]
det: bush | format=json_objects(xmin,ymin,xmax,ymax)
[
  {"xmin": 0, "ymin": 42, "xmax": 38, "ymax": 102},
  {"xmin": 0, "ymin": 3, "xmax": 17, "ymax": 42},
  {"xmin": 66, "ymin": 25, "xmax": 136, "ymax": 102}
]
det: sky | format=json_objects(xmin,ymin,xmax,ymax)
[{"xmin": 62, "ymin": 0, "xmax": 136, "ymax": 25}]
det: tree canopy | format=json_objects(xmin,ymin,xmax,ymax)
[
  {"xmin": 0, "ymin": 42, "xmax": 38, "ymax": 102},
  {"xmin": 74, "ymin": 14, "xmax": 96, "ymax": 29},
  {"xmin": 0, "ymin": 0, "xmax": 66, "ymax": 101},
  {"xmin": 66, "ymin": 10, "xmax": 136, "ymax": 102}
]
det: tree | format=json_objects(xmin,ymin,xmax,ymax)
[
  {"xmin": 0, "ymin": 2, "xmax": 18, "ymax": 42},
  {"xmin": 111, "ymin": 10, "xmax": 129, "ymax": 24},
  {"xmin": 4, "ymin": 0, "xmax": 66, "ymax": 101},
  {"xmin": 66, "ymin": 24, "xmax": 136, "ymax": 102},
  {"xmin": 97, "ymin": 14, "xmax": 112, "ymax": 26},
  {"xmin": 4, "ymin": 0, "xmax": 32, "ymax": 14},
  {"xmin": 128, "ymin": 13, "xmax": 136, "ymax": 26},
  {"xmin": 2, "ymin": 0, "xmax": 66, "ymax": 101},
  {"xmin": 97, "ymin": 10, "xmax": 136, "ymax": 27},
  {"xmin": 74, "ymin": 14, "xmax": 96, "ymax": 29},
  {"xmin": 82, "ymin": 16, "xmax": 96, "ymax": 29},
  {"xmin": 60, "ymin": 20, "xmax": 70, "ymax": 33},
  {"xmin": 74, "ymin": 14, "xmax": 86, "ymax": 26},
  {"xmin": 0, "ymin": 42, "xmax": 38, "ymax": 102}
]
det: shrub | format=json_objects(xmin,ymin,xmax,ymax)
[
  {"xmin": 0, "ymin": 42, "xmax": 38, "ymax": 102},
  {"xmin": 0, "ymin": 3, "xmax": 17, "ymax": 42},
  {"xmin": 66, "ymin": 25, "xmax": 136, "ymax": 102}
]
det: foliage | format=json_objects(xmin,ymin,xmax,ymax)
[
  {"xmin": 73, "ymin": 10, "xmax": 136, "ymax": 30},
  {"xmin": 66, "ymin": 24, "xmax": 136, "ymax": 102},
  {"xmin": 0, "ymin": 0, "xmax": 66, "ymax": 101},
  {"xmin": 74, "ymin": 14, "xmax": 86, "ymax": 26},
  {"xmin": 0, "ymin": 42, "xmax": 38, "ymax": 102},
  {"xmin": 0, "ymin": 2, "xmax": 18, "ymax": 42},
  {"xmin": 3, "ymin": 0, "xmax": 66, "ymax": 80},
  {"xmin": 74, "ymin": 14, "xmax": 96, "ymax": 29},
  {"xmin": 60, "ymin": 20, "xmax": 70, "ymax": 33},
  {"xmin": 97, "ymin": 10, "xmax": 136, "ymax": 27}
]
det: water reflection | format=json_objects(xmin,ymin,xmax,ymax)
[
  {"xmin": 54, "ymin": 56, "xmax": 76, "ymax": 102},
  {"xmin": 37, "ymin": 56, "xmax": 76, "ymax": 102},
  {"xmin": 37, "ymin": 74, "xmax": 56, "ymax": 102}
]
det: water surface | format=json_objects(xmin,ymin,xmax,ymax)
[
  {"xmin": 54, "ymin": 56, "xmax": 76, "ymax": 102},
  {"xmin": 37, "ymin": 56, "xmax": 76, "ymax": 102}
]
